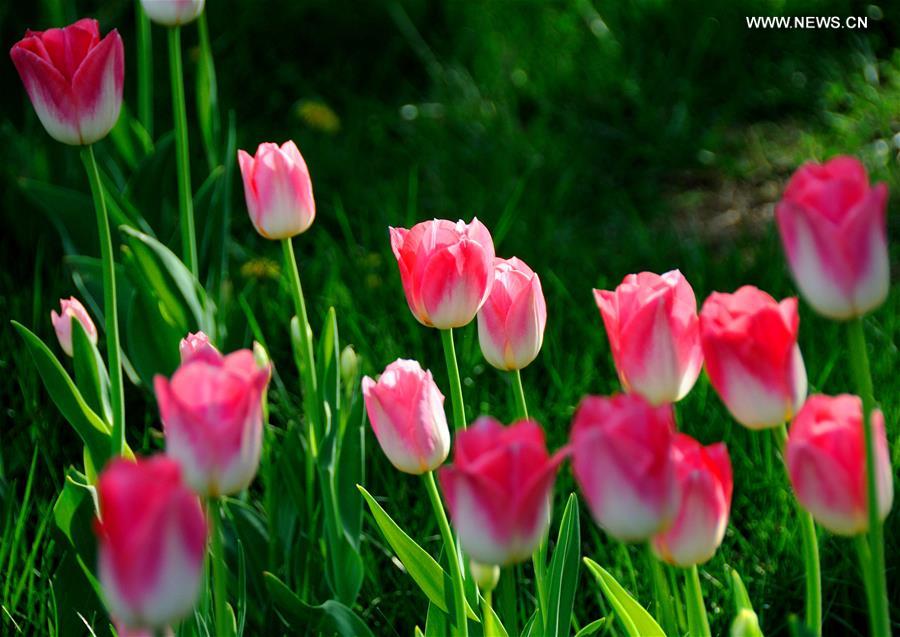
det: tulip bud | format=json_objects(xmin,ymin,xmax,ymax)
[
  {"xmin": 179, "ymin": 331, "xmax": 218, "ymax": 363},
  {"xmin": 786, "ymin": 394, "xmax": 893, "ymax": 535},
  {"xmin": 362, "ymin": 359, "xmax": 450, "ymax": 474},
  {"xmin": 594, "ymin": 270, "xmax": 703, "ymax": 405},
  {"xmin": 390, "ymin": 218, "xmax": 495, "ymax": 329},
  {"xmin": 237, "ymin": 141, "xmax": 315, "ymax": 240},
  {"xmin": 10, "ymin": 19, "xmax": 124, "ymax": 145},
  {"xmin": 340, "ymin": 345, "xmax": 359, "ymax": 385},
  {"xmin": 652, "ymin": 435, "xmax": 733, "ymax": 567},
  {"xmin": 477, "ymin": 257, "xmax": 547, "ymax": 371},
  {"xmin": 699, "ymin": 286, "xmax": 807, "ymax": 429},
  {"xmin": 95, "ymin": 456, "xmax": 207, "ymax": 630},
  {"xmin": 439, "ymin": 417, "xmax": 565, "ymax": 566},
  {"xmin": 776, "ymin": 156, "xmax": 889, "ymax": 320},
  {"xmin": 730, "ymin": 609, "xmax": 763, "ymax": 637},
  {"xmin": 252, "ymin": 341, "xmax": 270, "ymax": 370},
  {"xmin": 139, "ymin": 0, "xmax": 205, "ymax": 26},
  {"xmin": 570, "ymin": 394, "xmax": 679, "ymax": 542},
  {"xmin": 154, "ymin": 348, "xmax": 271, "ymax": 496},
  {"xmin": 470, "ymin": 561, "xmax": 500, "ymax": 593},
  {"xmin": 50, "ymin": 297, "xmax": 98, "ymax": 357}
]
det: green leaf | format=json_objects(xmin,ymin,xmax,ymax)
[
  {"xmin": 357, "ymin": 485, "xmax": 478, "ymax": 620},
  {"xmin": 545, "ymin": 494, "xmax": 581, "ymax": 637},
  {"xmin": 317, "ymin": 306, "xmax": 341, "ymax": 434},
  {"xmin": 263, "ymin": 572, "xmax": 374, "ymax": 637},
  {"xmin": 17, "ymin": 178, "xmax": 96, "ymax": 255},
  {"xmin": 583, "ymin": 558, "xmax": 666, "ymax": 637},
  {"xmin": 71, "ymin": 318, "xmax": 112, "ymax": 426},
  {"xmin": 573, "ymin": 619, "xmax": 607, "ymax": 637},
  {"xmin": 728, "ymin": 566, "xmax": 754, "ymax": 613},
  {"xmin": 53, "ymin": 467, "xmax": 104, "ymax": 601}
]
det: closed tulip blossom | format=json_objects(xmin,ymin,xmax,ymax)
[
  {"xmin": 238, "ymin": 141, "xmax": 316, "ymax": 240},
  {"xmin": 179, "ymin": 331, "xmax": 218, "ymax": 363},
  {"xmin": 94, "ymin": 456, "xmax": 207, "ymax": 630},
  {"xmin": 439, "ymin": 418, "xmax": 565, "ymax": 565},
  {"xmin": 776, "ymin": 157, "xmax": 889, "ymax": 320},
  {"xmin": 786, "ymin": 394, "xmax": 893, "ymax": 535},
  {"xmin": 570, "ymin": 394, "xmax": 679, "ymax": 542},
  {"xmin": 154, "ymin": 348, "xmax": 271, "ymax": 496},
  {"xmin": 10, "ymin": 19, "xmax": 123, "ymax": 145},
  {"xmin": 362, "ymin": 359, "xmax": 450, "ymax": 474},
  {"xmin": 477, "ymin": 257, "xmax": 547, "ymax": 370},
  {"xmin": 594, "ymin": 270, "xmax": 703, "ymax": 405},
  {"xmin": 700, "ymin": 286, "xmax": 807, "ymax": 429},
  {"xmin": 652, "ymin": 435, "xmax": 733, "ymax": 567},
  {"xmin": 139, "ymin": 0, "xmax": 206, "ymax": 26},
  {"xmin": 390, "ymin": 218, "xmax": 495, "ymax": 329},
  {"xmin": 50, "ymin": 297, "xmax": 98, "ymax": 357}
]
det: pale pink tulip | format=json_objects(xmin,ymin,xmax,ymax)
[
  {"xmin": 50, "ymin": 297, "xmax": 98, "ymax": 357},
  {"xmin": 139, "ymin": 0, "xmax": 205, "ymax": 26},
  {"xmin": 362, "ymin": 359, "xmax": 450, "ymax": 474},
  {"xmin": 179, "ymin": 331, "xmax": 218, "ymax": 363}
]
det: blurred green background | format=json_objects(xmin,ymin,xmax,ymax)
[{"xmin": 2, "ymin": 0, "xmax": 900, "ymax": 635}]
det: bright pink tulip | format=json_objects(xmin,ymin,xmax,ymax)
[
  {"xmin": 776, "ymin": 157, "xmax": 889, "ymax": 319},
  {"xmin": 570, "ymin": 394, "xmax": 678, "ymax": 542},
  {"xmin": 154, "ymin": 348, "xmax": 271, "ymax": 496},
  {"xmin": 786, "ymin": 394, "xmax": 893, "ymax": 535},
  {"xmin": 594, "ymin": 270, "xmax": 703, "ymax": 405},
  {"xmin": 50, "ymin": 296, "xmax": 98, "ymax": 357},
  {"xmin": 10, "ymin": 19, "xmax": 123, "ymax": 146},
  {"xmin": 139, "ymin": 0, "xmax": 205, "ymax": 26},
  {"xmin": 700, "ymin": 286, "xmax": 807, "ymax": 429},
  {"xmin": 652, "ymin": 435, "xmax": 733, "ymax": 567},
  {"xmin": 179, "ymin": 331, "xmax": 218, "ymax": 363},
  {"xmin": 390, "ymin": 218, "xmax": 495, "ymax": 329},
  {"xmin": 237, "ymin": 141, "xmax": 316, "ymax": 240},
  {"xmin": 477, "ymin": 257, "xmax": 547, "ymax": 370},
  {"xmin": 362, "ymin": 359, "xmax": 450, "ymax": 474},
  {"xmin": 94, "ymin": 456, "xmax": 206, "ymax": 630},
  {"xmin": 439, "ymin": 417, "xmax": 564, "ymax": 565}
]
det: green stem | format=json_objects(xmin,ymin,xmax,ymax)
[
  {"xmin": 855, "ymin": 535, "xmax": 878, "ymax": 624},
  {"xmin": 684, "ymin": 565, "xmax": 710, "ymax": 637},
  {"xmin": 209, "ymin": 498, "xmax": 228, "ymax": 636},
  {"xmin": 512, "ymin": 369, "xmax": 529, "ymax": 420},
  {"xmin": 647, "ymin": 546, "xmax": 679, "ymax": 637},
  {"xmin": 81, "ymin": 146, "xmax": 125, "ymax": 459},
  {"xmin": 168, "ymin": 26, "xmax": 198, "ymax": 278},
  {"xmin": 135, "ymin": 0, "xmax": 153, "ymax": 137},
  {"xmin": 482, "ymin": 590, "xmax": 495, "ymax": 637},
  {"xmin": 847, "ymin": 318, "xmax": 891, "ymax": 637},
  {"xmin": 423, "ymin": 472, "xmax": 468, "ymax": 637},
  {"xmin": 441, "ymin": 329, "xmax": 466, "ymax": 431}
]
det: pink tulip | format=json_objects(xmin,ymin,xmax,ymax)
[
  {"xmin": 570, "ymin": 394, "xmax": 679, "ymax": 542},
  {"xmin": 700, "ymin": 286, "xmax": 807, "ymax": 429},
  {"xmin": 362, "ymin": 359, "xmax": 450, "ymax": 474},
  {"xmin": 439, "ymin": 417, "xmax": 564, "ymax": 565},
  {"xmin": 594, "ymin": 270, "xmax": 703, "ymax": 405},
  {"xmin": 652, "ymin": 435, "xmax": 733, "ymax": 567},
  {"xmin": 477, "ymin": 257, "xmax": 547, "ymax": 370},
  {"xmin": 179, "ymin": 331, "xmax": 218, "ymax": 363},
  {"xmin": 154, "ymin": 348, "xmax": 271, "ymax": 496},
  {"xmin": 10, "ymin": 19, "xmax": 123, "ymax": 146},
  {"xmin": 786, "ymin": 394, "xmax": 893, "ymax": 535},
  {"xmin": 390, "ymin": 218, "xmax": 495, "ymax": 329},
  {"xmin": 237, "ymin": 141, "xmax": 316, "ymax": 240},
  {"xmin": 95, "ymin": 456, "xmax": 207, "ymax": 630},
  {"xmin": 139, "ymin": 0, "xmax": 205, "ymax": 26},
  {"xmin": 50, "ymin": 296, "xmax": 98, "ymax": 357},
  {"xmin": 776, "ymin": 157, "xmax": 889, "ymax": 319}
]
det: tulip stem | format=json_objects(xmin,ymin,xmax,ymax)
[
  {"xmin": 512, "ymin": 369, "xmax": 529, "ymax": 420},
  {"xmin": 135, "ymin": 0, "xmax": 153, "ymax": 138},
  {"xmin": 847, "ymin": 318, "xmax": 891, "ymax": 637},
  {"xmin": 482, "ymin": 590, "xmax": 495, "ymax": 636},
  {"xmin": 423, "ymin": 471, "xmax": 468, "ymax": 637},
  {"xmin": 209, "ymin": 498, "xmax": 229, "ymax": 637},
  {"xmin": 647, "ymin": 546, "xmax": 679, "ymax": 637},
  {"xmin": 441, "ymin": 329, "xmax": 467, "ymax": 431},
  {"xmin": 81, "ymin": 146, "xmax": 125, "ymax": 459},
  {"xmin": 167, "ymin": 26, "xmax": 198, "ymax": 278},
  {"xmin": 683, "ymin": 565, "xmax": 710, "ymax": 637}
]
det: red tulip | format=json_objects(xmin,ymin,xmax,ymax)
[
  {"xmin": 700, "ymin": 286, "xmax": 807, "ymax": 429},
  {"xmin": 477, "ymin": 257, "xmax": 547, "ymax": 370},
  {"xmin": 155, "ymin": 348, "xmax": 271, "ymax": 496},
  {"xmin": 786, "ymin": 394, "xmax": 893, "ymax": 535},
  {"xmin": 179, "ymin": 331, "xmax": 218, "ymax": 363},
  {"xmin": 570, "ymin": 394, "xmax": 679, "ymax": 542},
  {"xmin": 10, "ymin": 19, "xmax": 123, "ymax": 145},
  {"xmin": 439, "ymin": 417, "xmax": 564, "ymax": 565},
  {"xmin": 140, "ymin": 0, "xmax": 205, "ymax": 26},
  {"xmin": 594, "ymin": 270, "xmax": 703, "ymax": 405},
  {"xmin": 50, "ymin": 296, "xmax": 97, "ymax": 357},
  {"xmin": 652, "ymin": 435, "xmax": 733, "ymax": 567},
  {"xmin": 95, "ymin": 456, "xmax": 206, "ymax": 630},
  {"xmin": 390, "ymin": 218, "xmax": 495, "ymax": 329},
  {"xmin": 362, "ymin": 359, "xmax": 450, "ymax": 474},
  {"xmin": 776, "ymin": 157, "xmax": 889, "ymax": 319},
  {"xmin": 238, "ymin": 141, "xmax": 316, "ymax": 240}
]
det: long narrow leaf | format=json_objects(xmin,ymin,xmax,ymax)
[
  {"xmin": 545, "ymin": 494, "xmax": 581, "ymax": 637},
  {"xmin": 583, "ymin": 558, "xmax": 665, "ymax": 637}
]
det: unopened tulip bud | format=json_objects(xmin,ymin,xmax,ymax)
[
  {"xmin": 340, "ymin": 345, "xmax": 359, "ymax": 385},
  {"xmin": 51, "ymin": 297, "xmax": 98, "ymax": 357},
  {"xmin": 179, "ymin": 331, "xmax": 218, "ymax": 363},
  {"xmin": 730, "ymin": 609, "xmax": 763, "ymax": 637},
  {"xmin": 139, "ymin": 0, "xmax": 205, "ymax": 26},
  {"xmin": 470, "ymin": 561, "xmax": 500, "ymax": 593}
]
